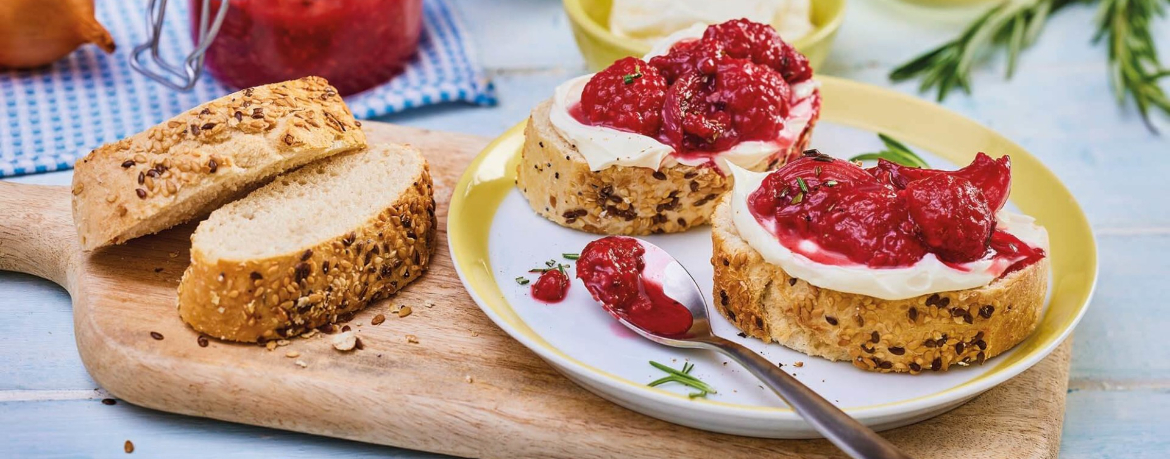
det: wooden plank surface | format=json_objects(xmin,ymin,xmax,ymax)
[
  {"xmin": 0, "ymin": 120, "xmax": 1074, "ymax": 458},
  {"xmin": 1, "ymin": 0, "xmax": 1167, "ymax": 457}
]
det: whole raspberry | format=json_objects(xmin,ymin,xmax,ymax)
[
  {"xmin": 702, "ymin": 19, "xmax": 812, "ymax": 82},
  {"xmin": 904, "ymin": 174, "xmax": 994, "ymax": 263},
  {"xmin": 661, "ymin": 60, "xmax": 790, "ymax": 152},
  {"xmin": 647, "ymin": 38, "xmax": 723, "ymax": 84},
  {"xmin": 580, "ymin": 57, "xmax": 668, "ymax": 137}
]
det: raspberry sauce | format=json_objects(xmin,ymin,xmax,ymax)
[
  {"xmin": 571, "ymin": 19, "xmax": 814, "ymax": 165},
  {"xmin": 531, "ymin": 268, "xmax": 570, "ymax": 303},
  {"xmin": 747, "ymin": 150, "xmax": 1044, "ymax": 276},
  {"xmin": 576, "ymin": 237, "xmax": 693, "ymax": 336}
]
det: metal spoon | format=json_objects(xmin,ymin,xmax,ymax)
[{"xmin": 621, "ymin": 238, "xmax": 913, "ymax": 459}]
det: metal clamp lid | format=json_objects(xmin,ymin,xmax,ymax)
[{"xmin": 130, "ymin": 0, "xmax": 229, "ymax": 91}]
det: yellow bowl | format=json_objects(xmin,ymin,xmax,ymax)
[{"xmin": 563, "ymin": 0, "xmax": 847, "ymax": 72}]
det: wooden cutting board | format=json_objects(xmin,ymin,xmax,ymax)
[{"xmin": 0, "ymin": 122, "xmax": 1071, "ymax": 459}]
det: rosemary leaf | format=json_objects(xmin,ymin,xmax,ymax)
[
  {"xmin": 1094, "ymin": 0, "xmax": 1170, "ymax": 131},
  {"xmin": 647, "ymin": 361, "xmax": 718, "ymax": 395},
  {"xmin": 850, "ymin": 134, "xmax": 931, "ymax": 168}
]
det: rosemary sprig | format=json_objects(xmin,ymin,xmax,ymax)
[
  {"xmin": 528, "ymin": 259, "xmax": 569, "ymax": 275},
  {"xmin": 563, "ymin": 253, "xmax": 581, "ymax": 260},
  {"xmin": 890, "ymin": 0, "xmax": 1077, "ymax": 101},
  {"xmin": 1095, "ymin": 0, "xmax": 1170, "ymax": 130},
  {"xmin": 849, "ymin": 133, "xmax": 930, "ymax": 168},
  {"xmin": 515, "ymin": 276, "xmax": 530, "ymax": 285},
  {"xmin": 647, "ymin": 361, "xmax": 718, "ymax": 398}
]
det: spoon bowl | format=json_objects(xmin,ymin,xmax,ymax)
[{"xmin": 618, "ymin": 238, "xmax": 914, "ymax": 459}]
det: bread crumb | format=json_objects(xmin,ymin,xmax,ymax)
[
  {"xmin": 300, "ymin": 329, "xmax": 318, "ymax": 339},
  {"xmin": 265, "ymin": 341, "xmax": 277, "ymax": 351},
  {"xmin": 295, "ymin": 360, "xmax": 308, "ymax": 368},
  {"xmin": 285, "ymin": 351, "xmax": 300, "ymax": 358},
  {"xmin": 371, "ymin": 314, "xmax": 386, "ymax": 325},
  {"xmin": 124, "ymin": 440, "xmax": 134, "ymax": 453},
  {"xmin": 425, "ymin": 300, "xmax": 435, "ymax": 308},
  {"xmin": 398, "ymin": 306, "xmax": 413, "ymax": 318},
  {"xmin": 276, "ymin": 339, "xmax": 290, "ymax": 347},
  {"xmin": 794, "ymin": 361, "xmax": 804, "ymax": 367},
  {"xmin": 332, "ymin": 331, "xmax": 357, "ymax": 351},
  {"xmin": 390, "ymin": 304, "xmax": 402, "ymax": 314},
  {"xmin": 405, "ymin": 334, "xmax": 419, "ymax": 344},
  {"xmin": 465, "ymin": 375, "xmax": 474, "ymax": 383}
]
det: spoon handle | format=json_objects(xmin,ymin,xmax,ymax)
[{"xmin": 706, "ymin": 337, "xmax": 914, "ymax": 459}]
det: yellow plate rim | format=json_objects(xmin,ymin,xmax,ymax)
[{"xmin": 447, "ymin": 76, "xmax": 1097, "ymax": 421}]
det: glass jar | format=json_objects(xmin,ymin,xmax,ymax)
[{"xmin": 192, "ymin": 0, "xmax": 423, "ymax": 96}]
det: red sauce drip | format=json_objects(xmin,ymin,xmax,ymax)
[
  {"xmin": 530, "ymin": 269, "xmax": 569, "ymax": 303},
  {"xmin": 576, "ymin": 237, "xmax": 694, "ymax": 336},
  {"xmin": 747, "ymin": 151, "xmax": 1043, "ymax": 277},
  {"xmin": 193, "ymin": 0, "xmax": 423, "ymax": 96},
  {"xmin": 574, "ymin": 19, "xmax": 814, "ymax": 162}
]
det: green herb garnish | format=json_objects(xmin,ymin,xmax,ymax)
[
  {"xmin": 515, "ymin": 277, "xmax": 530, "ymax": 285},
  {"xmin": 563, "ymin": 253, "xmax": 580, "ymax": 260},
  {"xmin": 623, "ymin": 65, "xmax": 644, "ymax": 85},
  {"xmin": 1095, "ymin": 0, "xmax": 1170, "ymax": 131},
  {"xmin": 796, "ymin": 177, "xmax": 809, "ymax": 193},
  {"xmin": 825, "ymin": 180, "xmax": 838, "ymax": 187},
  {"xmin": 648, "ymin": 361, "xmax": 717, "ymax": 398},
  {"xmin": 790, "ymin": 191, "xmax": 804, "ymax": 204},
  {"xmin": 849, "ymin": 133, "xmax": 930, "ymax": 168},
  {"xmin": 890, "ymin": 0, "xmax": 1169, "ymax": 131}
]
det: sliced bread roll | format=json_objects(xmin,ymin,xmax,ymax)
[
  {"xmin": 710, "ymin": 195, "xmax": 1048, "ymax": 374},
  {"xmin": 516, "ymin": 99, "xmax": 817, "ymax": 235},
  {"xmin": 72, "ymin": 76, "xmax": 366, "ymax": 251},
  {"xmin": 178, "ymin": 143, "xmax": 436, "ymax": 342}
]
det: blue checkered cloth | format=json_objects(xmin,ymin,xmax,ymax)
[{"xmin": 0, "ymin": 0, "xmax": 495, "ymax": 177}]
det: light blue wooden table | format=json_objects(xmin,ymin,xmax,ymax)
[{"xmin": 2, "ymin": 0, "xmax": 1167, "ymax": 457}]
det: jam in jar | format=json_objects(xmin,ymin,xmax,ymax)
[{"xmin": 193, "ymin": 0, "xmax": 423, "ymax": 95}]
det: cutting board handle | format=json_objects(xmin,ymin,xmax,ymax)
[{"xmin": 0, "ymin": 182, "xmax": 76, "ymax": 287}]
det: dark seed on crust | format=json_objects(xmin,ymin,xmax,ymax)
[
  {"xmin": 722, "ymin": 258, "xmax": 730, "ymax": 266},
  {"xmin": 250, "ymin": 271, "xmax": 262, "ymax": 280},
  {"xmin": 719, "ymin": 290, "xmax": 729, "ymax": 306},
  {"xmin": 931, "ymin": 357, "xmax": 942, "ymax": 371},
  {"xmin": 294, "ymin": 262, "xmax": 311, "ymax": 282},
  {"xmin": 871, "ymin": 331, "xmax": 880, "ymax": 343},
  {"xmin": 689, "ymin": 181, "xmax": 699, "ymax": 192},
  {"xmin": 975, "ymin": 331, "xmax": 985, "ymax": 341},
  {"xmin": 788, "ymin": 277, "xmax": 798, "ymax": 286},
  {"xmin": 926, "ymin": 293, "xmax": 941, "ymax": 307},
  {"xmin": 150, "ymin": 331, "xmax": 164, "ymax": 340},
  {"xmin": 879, "ymin": 361, "xmax": 893, "ymax": 370},
  {"xmin": 301, "ymin": 249, "xmax": 313, "ymax": 261},
  {"xmin": 977, "ymin": 352, "xmax": 987, "ymax": 364},
  {"xmin": 979, "ymin": 305, "xmax": 995, "ymax": 318},
  {"xmin": 652, "ymin": 171, "xmax": 667, "ymax": 180},
  {"xmin": 962, "ymin": 311, "xmax": 973, "ymax": 324},
  {"xmin": 909, "ymin": 362, "xmax": 921, "ymax": 372},
  {"xmin": 135, "ymin": 188, "xmax": 147, "ymax": 199},
  {"xmin": 208, "ymin": 159, "xmax": 218, "ymax": 173},
  {"xmin": 677, "ymin": 217, "xmax": 686, "ymax": 227},
  {"xmin": 975, "ymin": 339, "xmax": 987, "ymax": 350},
  {"xmin": 939, "ymin": 297, "xmax": 951, "ymax": 307},
  {"xmin": 951, "ymin": 308, "xmax": 966, "ymax": 318},
  {"xmin": 924, "ymin": 339, "xmax": 937, "ymax": 348},
  {"xmin": 683, "ymin": 171, "xmax": 698, "ymax": 179},
  {"xmin": 955, "ymin": 342, "xmax": 965, "ymax": 354},
  {"xmin": 825, "ymin": 316, "xmax": 838, "ymax": 326},
  {"xmin": 121, "ymin": 160, "xmax": 134, "ymax": 168},
  {"xmin": 908, "ymin": 307, "xmax": 919, "ymax": 322},
  {"xmin": 889, "ymin": 346, "xmax": 905, "ymax": 355},
  {"xmin": 137, "ymin": 172, "xmax": 145, "ymax": 184}
]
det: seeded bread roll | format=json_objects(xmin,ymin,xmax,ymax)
[
  {"xmin": 177, "ymin": 143, "xmax": 436, "ymax": 343},
  {"xmin": 516, "ymin": 99, "xmax": 817, "ymax": 235},
  {"xmin": 709, "ymin": 195, "xmax": 1048, "ymax": 374},
  {"xmin": 71, "ymin": 76, "xmax": 366, "ymax": 251}
]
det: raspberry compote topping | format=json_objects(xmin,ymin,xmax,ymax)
[
  {"xmin": 576, "ymin": 236, "xmax": 693, "ymax": 336},
  {"xmin": 572, "ymin": 19, "xmax": 814, "ymax": 160},
  {"xmin": 746, "ymin": 150, "xmax": 1044, "ymax": 275},
  {"xmin": 531, "ymin": 268, "xmax": 570, "ymax": 303}
]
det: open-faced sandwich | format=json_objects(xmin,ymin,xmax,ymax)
[
  {"xmin": 518, "ymin": 19, "xmax": 821, "ymax": 235},
  {"xmin": 712, "ymin": 150, "xmax": 1049, "ymax": 373}
]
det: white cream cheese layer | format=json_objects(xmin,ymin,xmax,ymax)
[
  {"xmin": 609, "ymin": 0, "xmax": 814, "ymax": 47},
  {"xmin": 727, "ymin": 165, "xmax": 1050, "ymax": 301},
  {"xmin": 548, "ymin": 26, "xmax": 819, "ymax": 173}
]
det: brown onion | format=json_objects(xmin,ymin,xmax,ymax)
[{"xmin": 0, "ymin": 0, "xmax": 115, "ymax": 69}]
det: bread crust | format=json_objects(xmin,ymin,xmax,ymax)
[
  {"xmin": 177, "ymin": 148, "xmax": 437, "ymax": 343},
  {"xmin": 710, "ymin": 196, "xmax": 1048, "ymax": 374},
  {"xmin": 516, "ymin": 97, "xmax": 818, "ymax": 235},
  {"xmin": 71, "ymin": 76, "xmax": 366, "ymax": 251}
]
